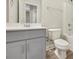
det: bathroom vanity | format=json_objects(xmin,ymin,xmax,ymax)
[{"xmin": 6, "ymin": 27, "xmax": 46, "ymax": 59}]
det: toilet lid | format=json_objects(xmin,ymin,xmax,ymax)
[{"xmin": 54, "ymin": 39, "xmax": 69, "ymax": 46}]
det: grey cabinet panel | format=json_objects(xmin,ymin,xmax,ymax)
[
  {"xmin": 6, "ymin": 41, "xmax": 26, "ymax": 59},
  {"xmin": 6, "ymin": 29, "xmax": 46, "ymax": 42},
  {"xmin": 27, "ymin": 38, "xmax": 46, "ymax": 59}
]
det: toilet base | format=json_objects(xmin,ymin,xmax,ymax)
[{"xmin": 55, "ymin": 48, "xmax": 67, "ymax": 59}]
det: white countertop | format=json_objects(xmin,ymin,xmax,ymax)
[
  {"xmin": 6, "ymin": 27, "xmax": 46, "ymax": 31},
  {"xmin": 6, "ymin": 23, "xmax": 46, "ymax": 31}
]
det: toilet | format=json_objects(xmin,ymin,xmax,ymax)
[{"xmin": 48, "ymin": 28, "xmax": 69, "ymax": 59}]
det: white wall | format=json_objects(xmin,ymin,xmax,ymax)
[
  {"xmin": 62, "ymin": 1, "xmax": 73, "ymax": 50},
  {"xmin": 62, "ymin": 1, "xmax": 73, "ymax": 35},
  {"xmin": 8, "ymin": 0, "xmax": 18, "ymax": 23},
  {"xmin": 41, "ymin": 0, "xmax": 64, "ymax": 29},
  {"xmin": 19, "ymin": 0, "xmax": 26, "ymax": 23}
]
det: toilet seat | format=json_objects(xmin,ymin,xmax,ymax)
[{"xmin": 54, "ymin": 39, "xmax": 69, "ymax": 50}]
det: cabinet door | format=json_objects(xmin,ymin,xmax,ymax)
[
  {"xmin": 27, "ymin": 38, "xmax": 46, "ymax": 59},
  {"xmin": 6, "ymin": 41, "xmax": 26, "ymax": 59}
]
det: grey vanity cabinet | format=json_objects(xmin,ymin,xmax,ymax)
[
  {"xmin": 27, "ymin": 38, "xmax": 46, "ymax": 59},
  {"xmin": 6, "ymin": 41, "xmax": 26, "ymax": 59},
  {"xmin": 6, "ymin": 29, "xmax": 46, "ymax": 59}
]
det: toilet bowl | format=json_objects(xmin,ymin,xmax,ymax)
[
  {"xmin": 54, "ymin": 39, "xmax": 69, "ymax": 59},
  {"xmin": 54, "ymin": 39, "xmax": 69, "ymax": 50},
  {"xmin": 48, "ymin": 28, "xmax": 69, "ymax": 59}
]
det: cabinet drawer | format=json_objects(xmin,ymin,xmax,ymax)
[{"xmin": 6, "ymin": 29, "xmax": 46, "ymax": 42}]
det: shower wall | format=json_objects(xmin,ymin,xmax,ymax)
[
  {"xmin": 41, "ymin": 0, "xmax": 64, "ymax": 29},
  {"xmin": 62, "ymin": 1, "xmax": 73, "ymax": 35},
  {"xmin": 62, "ymin": 0, "xmax": 73, "ymax": 50}
]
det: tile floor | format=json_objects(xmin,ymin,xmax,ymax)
[{"xmin": 46, "ymin": 49, "xmax": 73, "ymax": 59}]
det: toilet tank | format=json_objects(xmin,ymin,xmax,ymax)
[{"xmin": 48, "ymin": 28, "xmax": 61, "ymax": 40}]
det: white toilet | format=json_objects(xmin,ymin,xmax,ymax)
[{"xmin": 48, "ymin": 28, "xmax": 69, "ymax": 59}]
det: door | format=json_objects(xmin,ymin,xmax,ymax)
[
  {"xmin": 6, "ymin": 41, "xmax": 26, "ymax": 59},
  {"xmin": 27, "ymin": 38, "xmax": 46, "ymax": 59}
]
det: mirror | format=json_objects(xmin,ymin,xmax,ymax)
[
  {"xmin": 23, "ymin": 3, "xmax": 37, "ymax": 23},
  {"xmin": 6, "ymin": 0, "xmax": 41, "ymax": 23}
]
